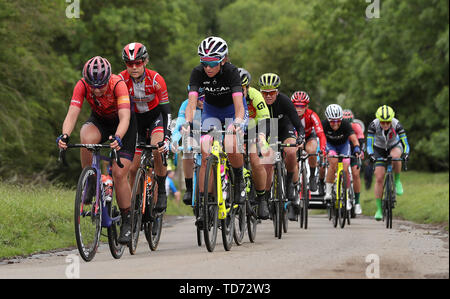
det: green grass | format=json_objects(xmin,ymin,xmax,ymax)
[
  {"xmin": 0, "ymin": 181, "xmax": 192, "ymax": 259},
  {"xmin": 360, "ymin": 171, "xmax": 449, "ymax": 227}
]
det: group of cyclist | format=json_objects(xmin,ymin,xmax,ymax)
[{"xmin": 56, "ymin": 36, "xmax": 411, "ymax": 245}]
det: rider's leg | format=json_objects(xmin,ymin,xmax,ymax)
[
  {"xmin": 374, "ymin": 165, "xmax": 385, "ymax": 220},
  {"xmin": 306, "ymin": 138, "xmax": 318, "ymax": 191},
  {"xmin": 390, "ymin": 146, "xmax": 403, "ymax": 195}
]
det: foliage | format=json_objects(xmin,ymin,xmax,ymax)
[{"xmin": 0, "ymin": 0, "xmax": 448, "ymax": 184}]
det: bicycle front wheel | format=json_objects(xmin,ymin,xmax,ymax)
[
  {"xmin": 338, "ymin": 172, "xmax": 348, "ymax": 229},
  {"xmin": 203, "ymin": 156, "xmax": 219, "ymax": 252},
  {"xmin": 74, "ymin": 167, "xmax": 101, "ymax": 262},
  {"xmin": 106, "ymin": 197, "xmax": 125, "ymax": 259},
  {"xmin": 299, "ymin": 163, "xmax": 309, "ymax": 229},
  {"xmin": 246, "ymin": 183, "xmax": 258, "ymax": 243},
  {"xmin": 129, "ymin": 167, "xmax": 145, "ymax": 255},
  {"xmin": 384, "ymin": 174, "xmax": 394, "ymax": 229},
  {"xmin": 221, "ymin": 164, "xmax": 234, "ymax": 251}
]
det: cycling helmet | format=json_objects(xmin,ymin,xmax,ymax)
[
  {"xmin": 343, "ymin": 109, "xmax": 354, "ymax": 122},
  {"xmin": 325, "ymin": 104, "xmax": 343, "ymax": 120},
  {"xmin": 259, "ymin": 73, "xmax": 281, "ymax": 90},
  {"xmin": 198, "ymin": 36, "xmax": 228, "ymax": 59},
  {"xmin": 376, "ymin": 105, "xmax": 395, "ymax": 122},
  {"xmin": 291, "ymin": 91, "xmax": 310, "ymax": 107},
  {"xmin": 82, "ymin": 56, "xmax": 111, "ymax": 88},
  {"xmin": 238, "ymin": 68, "xmax": 252, "ymax": 86},
  {"xmin": 122, "ymin": 42, "xmax": 149, "ymax": 62}
]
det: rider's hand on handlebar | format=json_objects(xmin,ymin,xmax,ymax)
[
  {"xmin": 109, "ymin": 135, "xmax": 123, "ymax": 151},
  {"xmin": 56, "ymin": 134, "xmax": 69, "ymax": 150}
]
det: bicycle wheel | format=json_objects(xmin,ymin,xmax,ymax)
[
  {"xmin": 106, "ymin": 194, "xmax": 125, "ymax": 259},
  {"xmin": 299, "ymin": 163, "xmax": 309, "ymax": 229},
  {"xmin": 339, "ymin": 172, "xmax": 348, "ymax": 229},
  {"xmin": 144, "ymin": 173, "xmax": 163, "ymax": 251},
  {"xmin": 332, "ymin": 184, "xmax": 339, "ymax": 228},
  {"xmin": 203, "ymin": 156, "xmax": 219, "ymax": 252},
  {"xmin": 221, "ymin": 164, "xmax": 235, "ymax": 251},
  {"xmin": 129, "ymin": 167, "xmax": 145, "ymax": 255},
  {"xmin": 245, "ymin": 172, "xmax": 257, "ymax": 243},
  {"xmin": 193, "ymin": 168, "xmax": 202, "ymax": 247},
  {"xmin": 233, "ymin": 204, "xmax": 246, "ymax": 246},
  {"xmin": 275, "ymin": 162, "xmax": 284, "ymax": 239},
  {"xmin": 384, "ymin": 174, "xmax": 394, "ymax": 229},
  {"xmin": 74, "ymin": 167, "xmax": 101, "ymax": 262}
]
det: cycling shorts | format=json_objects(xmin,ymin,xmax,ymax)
[
  {"xmin": 84, "ymin": 112, "xmax": 136, "ymax": 161},
  {"xmin": 135, "ymin": 110, "xmax": 164, "ymax": 155},
  {"xmin": 326, "ymin": 140, "xmax": 351, "ymax": 164}
]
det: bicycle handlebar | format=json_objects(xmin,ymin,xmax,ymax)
[
  {"xmin": 58, "ymin": 144, "xmax": 124, "ymax": 168},
  {"xmin": 136, "ymin": 143, "xmax": 168, "ymax": 167}
]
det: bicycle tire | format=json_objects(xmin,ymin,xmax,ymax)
[
  {"xmin": 74, "ymin": 167, "xmax": 101, "ymax": 262},
  {"xmin": 106, "ymin": 198, "xmax": 125, "ymax": 259},
  {"xmin": 129, "ymin": 167, "xmax": 145, "ymax": 255},
  {"xmin": 221, "ymin": 163, "xmax": 234, "ymax": 251},
  {"xmin": 203, "ymin": 156, "xmax": 219, "ymax": 252},
  {"xmin": 299, "ymin": 163, "xmax": 309, "ymax": 229},
  {"xmin": 144, "ymin": 173, "xmax": 163, "ymax": 251},
  {"xmin": 233, "ymin": 204, "xmax": 246, "ymax": 245},
  {"xmin": 332, "ymin": 184, "xmax": 339, "ymax": 228},
  {"xmin": 193, "ymin": 168, "xmax": 202, "ymax": 247},
  {"xmin": 276, "ymin": 162, "xmax": 284, "ymax": 239},
  {"xmin": 385, "ymin": 173, "xmax": 394, "ymax": 229},
  {"xmin": 339, "ymin": 171, "xmax": 347, "ymax": 229}
]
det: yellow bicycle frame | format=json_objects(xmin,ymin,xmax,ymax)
[
  {"xmin": 335, "ymin": 160, "xmax": 345, "ymax": 209},
  {"xmin": 210, "ymin": 139, "xmax": 228, "ymax": 220}
]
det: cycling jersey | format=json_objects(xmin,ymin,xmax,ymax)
[
  {"xmin": 119, "ymin": 68, "xmax": 172, "ymax": 140},
  {"xmin": 189, "ymin": 62, "xmax": 243, "ymax": 108},
  {"xmin": 366, "ymin": 118, "xmax": 410, "ymax": 155},
  {"xmin": 246, "ymin": 87, "xmax": 270, "ymax": 130},
  {"xmin": 266, "ymin": 92, "xmax": 304, "ymax": 138},
  {"xmin": 300, "ymin": 108, "xmax": 326, "ymax": 153},
  {"xmin": 70, "ymin": 75, "xmax": 130, "ymax": 119},
  {"xmin": 322, "ymin": 119, "xmax": 354, "ymax": 146}
]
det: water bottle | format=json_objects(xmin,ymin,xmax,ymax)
[
  {"xmin": 221, "ymin": 164, "xmax": 228, "ymax": 200},
  {"xmin": 101, "ymin": 174, "xmax": 113, "ymax": 202}
]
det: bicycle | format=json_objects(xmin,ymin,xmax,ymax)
[
  {"xmin": 129, "ymin": 134, "xmax": 167, "ymax": 254},
  {"xmin": 375, "ymin": 156, "xmax": 407, "ymax": 229},
  {"xmin": 200, "ymin": 127, "xmax": 241, "ymax": 252},
  {"xmin": 233, "ymin": 152, "xmax": 258, "ymax": 245},
  {"xmin": 326, "ymin": 154, "xmax": 359, "ymax": 229},
  {"xmin": 178, "ymin": 137, "xmax": 203, "ymax": 247},
  {"xmin": 296, "ymin": 149, "xmax": 320, "ymax": 229},
  {"xmin": 59, "ymin": 143, "xmax": 124, "ymax": 262},
  {"xmin": 268, "ymin": 142, "xmax": 296, "ymax": 239}
]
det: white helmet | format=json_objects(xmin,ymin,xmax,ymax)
[
  {"xmin": 325, "ymin": 104, "xmax": 343, "ymax": 120},
  {"xmin": 198, "ymin": 36, "xmax": 228, "ymax": 59}
]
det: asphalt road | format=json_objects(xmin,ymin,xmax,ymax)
[{"xmin": 0, "ymin": 214, "xmax": 448, "ymax": 279}]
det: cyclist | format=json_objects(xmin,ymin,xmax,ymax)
[
  {"xmin": 258, "ymin": 73, "xmax": 305, "ymax": 221},
  {"xmin": 171, "ymin": 86, "xmax": 204, "ymax": 206},
  {"xmin": 343, "ymin": 109, "xmax": 364, "ymax": 215},
  {"xmin": 57, "ymin": 56, "xmax": 137, "ymax": 244},
  {"xmin": 291, "ymin": 91, "xmax": 326, "ymax": 192},
  {"xmin": 239, "ymin": 67, "xmax": 271, "ymax": 219},
  {"xmin": 367, "ymin": 105, "xmax": 410, "ymax": 221},
  {"xmin": 119, "ymin": 42, "xmax": 172, "ymax": 214},
  {"xmin": 184, "ymin": 36, "xmax": 248, "ymax": 212},
  {"xmin": 318, "ymin": 104, "xmax": 361, "ymax": 203}
]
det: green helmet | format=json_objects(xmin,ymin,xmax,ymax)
[
  {"xmin": 376, "ymin": 105, "xmax": 395, "ymax": 122},
  {"xmin": 258, "ymin": 73, "xmax": 281, "ymax": 90}
]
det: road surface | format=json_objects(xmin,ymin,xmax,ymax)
[{"xmin": 0, "ymin": 214, "xmax": 448, "ymax": 279}]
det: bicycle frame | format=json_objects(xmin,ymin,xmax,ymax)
[{"xmin": 210, "ymin": 137, "xmax": 229, "ymax": 220}]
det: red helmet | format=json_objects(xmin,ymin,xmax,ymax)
[
  {"xmin": 343, "ymin": 109, "xmax": 354, "ymax": 121},
  {"xmin": 291, "ymin": 91, "xmax": 310, "ymax": 107},
  {"xmin": 82, "ymin": 56, "xmax": 111, "ymax": 88},
  {"xmin": 122, "ymin": 42, "xmax": 149, "ymax": 62}
]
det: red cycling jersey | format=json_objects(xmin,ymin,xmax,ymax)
[
  {"xmin": 300, "ymin": 108, "xmax": 326, "ymax": 153},
  {"xmin": 70, "ymin": 74, "xmax": 130, "ymax": 119},
  {"xmin": 351, "ymin": 122, "xmax": 364, "ymax": 139},
  {"xmin": 119, "ymin": 68, "xmax": 169, "ymax": 113}
]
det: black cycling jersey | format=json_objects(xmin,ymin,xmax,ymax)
[
  {"xmin": 266, "ymin": 92, "xmax": 304, "ymax": 137},
  {"xmin": 322, "ymin": 119, "xmax": 354, "ymax": 146},
  {"xmin": 189, "ymin": 62, "xmax": 242, "ymax": 108}
]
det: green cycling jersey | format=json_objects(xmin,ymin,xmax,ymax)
[{"xmin": 246, "ymin": 86, "xmax": 270, "ymax": 132}]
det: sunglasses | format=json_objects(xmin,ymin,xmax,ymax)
[
  {"xmin": 125, "ymin": 60, "xmax": 145, "ymax": 67},
  {"xmin": 380, "ymin": 121, "xmax": 392, "ymax": 125},
  {"xmin": 329, "ymin": 119, "xmax": 342, "ymax": 124},
  {"xmin": 90, "ymin": 83, "xmax": 107, "ymax": 90},
  {"xmin": 261, "ymin": 90, "xmax": 278, "ymax": 97},
  {"xmin": 201, "ymin": 60, "xmax": 222, "ymax": 68},
  {"xmin": 295, "ymin": 104, "xmax": 307, "ymax": 108}
]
